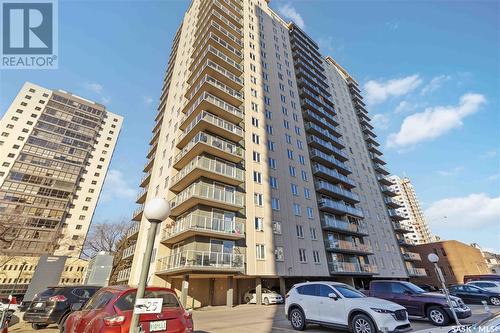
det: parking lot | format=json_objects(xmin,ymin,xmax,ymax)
[{"xmin": 7, "ymin": 304, "xmax": 499, "ymax": 333}]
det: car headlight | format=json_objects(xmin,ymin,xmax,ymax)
[
  {"xmin": 451, "ymin": 300, "xmax": 459, "ymax": 307},
  {"xmin": 371, "ymin": 308, "xmax": 394, "ymax": 314}
]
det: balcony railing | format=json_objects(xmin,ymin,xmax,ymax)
[
  {"xmin": 397, "ymin": 238, "xmax": 415, "ymax": 247},
  {"xmin": 388, "ymin": 209, "xmax": 407, "ymax": 221},
  {"xmin": 116, "ymin": 267, "xmax": 131, "ymax": 282},
  {"xmin": 403, "ymin": 252, "xmax": 422, "ymax": 261},
  {"xmin": 328, "ymin": 261, "xmax": 378, "ymax": 274},
  {"xmin": 318, "ymin": 198, "xmax": 364, "ymax": 218},
  {"xmin": 393, "ymin": 222, "xmax": 411, "ymax": 233},
  {"xmin": 307, "ymin": 135, "xmax": 347, "ymax": 160},
  {"xmin": 162, "ymin": 213, "xmax": 244, "ymax": 241},
  {"xmin": 157, "ymin": 250, "xmax": 244, "ymax": 273},
  {"xmin": 179, "ymin": 111, "xmax": 243, "ymax": 146},
  {"xmin": 126, "ymin": 223, "xmax": 140, "ymax": 239},
  {"xmin": 183, "ymin": 92, "xmax": 244, "ymax": 122},
  {"xmin": 312, "ymin": 163, "xmax": 356, "ymax": 188},
  {"xmin": 190, "ymin": 45, "xmax": 243, "ymax": 76},
  {"xmin": 186, "ymin": 75, "xmax": 243, "ymax": 105},
  {"xmin": 324, "ymin": 239, "xmax": 373, "ymax": 253},
  {"xmin": 122, "ymin": 244, "xmax": 136, "ymax": 259},
  {"xmin": 321, "ymin": 214, "xmax": 367, "ymax": 235},
  {"xmin": 310, "ymin": 148, "xmax": 351, "ymax": 174},
  {"xmin": 189, "ymin": 58, "xmax": 243, "ymax": 89},
  {"xmin": 304, "ymin": 122, "xmax": 344, "ymax": 148},
  {"xmin": 315, "ymin": 180, "xmax": 360, "ymax": 203},
  {"xmin": 171, "ymin": 181, "xmax": 244, "ymax": 211},
  {"xmin": 407, "ymin": 267, "xmax": 427, "ymax": 277}
]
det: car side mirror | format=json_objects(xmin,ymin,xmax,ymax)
[
  {"xmin": 328, "ymin": 293, "xmax": 338, "ymax": 300},
  {"xmin": 71, "ymin": 303, "xmax": 83, "ymax": 311}
]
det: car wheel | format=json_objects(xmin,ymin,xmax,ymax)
[
  {"xmin": 489, "ymin": 297, "xmax": 500, "ymax": 306},
  {"xmin": 289, "ymin": 308, "xmax": 306, "ymax": 331},
  {"xmin": 244, "ymin": 296, "xmax": 251, "ymax": 303},
  {"xmin": 351, "ymin": 314, "xmax": 376, "ymax": 333},
  {"xmin": 264, "ymin": 297, "xmax": 269, "ymax": 306},
  {"xmin": 32, "ymin": 323, "xmax": 49, "ymax": 330},
  {"xmin": 427, "ymin": 306, "xmax": 450, "ymax": 326}
]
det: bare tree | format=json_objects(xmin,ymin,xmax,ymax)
[{"xmin": 83, "ymin": 219, "xmax": 133, "ymax": 258}]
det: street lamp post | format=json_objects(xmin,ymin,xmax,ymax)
[
  {"xmin": 130, "ymin": 198, "xmax": 170, "ymax": 333},
  {"xmin": 427, "ymin": 253, "xmax": 460, "ymax": 325}
]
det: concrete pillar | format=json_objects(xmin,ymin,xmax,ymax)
[
  {"xmin": 236, "ymin": 279, "xmax": 243, "ymax": 305},
  {"xmin": 208, "ymin": 278, "xmax": 215, "ymax": 306},
  {"xmin": 226, "ymin": 276, "xmax": 234, "ymax": 307},
  {"xmin": 181, "ymin": 274, "xmax": 189, "ymax": 308},
  {"xmin": 279, "ymin": 277, "xmax": 286, "ymax": 297},
  {"xmin": 256, "ymin": 277, "xmax": 262, "ymax": 306}
]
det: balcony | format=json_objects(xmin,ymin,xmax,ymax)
[
  {"xmin": 393, "ymin": 222, "xmax": 411, "ymax": 233},
  {"xmin": 329, "ymin": 261, "xmax": 378, "ymax": 275},
  {"xmin": 304, "ymin": 122, "xmax": 344, "ymax": 149},
  {"xmin": 367, "ymin": 143, "xmax": 383, "ymax": 156},
  {"xmin": 191, "ymin": 32, "xmax": 242, "ymax": 68},
  {"xmin": 116, "ymin": 267, "xmax": 131, "ymax": 282},
  {"xmin": 373, "ymin": 162, "xmax": 390, "ymax": 175},
  {"xmin": 361, "ymin": 125, "xmax": 376, "ymax": 137},
  {"xmin": 198, "ymin": 7, "xmax": 242, "ymax": 38},
  {"xmin": 310, "ymin": 148, "xmax": 351, "ymax": 175},
  {"xmin": 161, "ymin": 212, "xmax": 245, "ymax": 244},
  {"xmin": 122, "ymin": 244, "xmax": 136, "ymax": 259},
  {"xmin": 143, "ymin": 157, "xmax": 154, "ymax": 172},
  {"xmin": 170, "ymin": 181, "xmax": 244, "ymax": 216},
  {"xmin": 364, "ymin": 133, "xmax": 378, "ymax": 145},
  {"xmin": 384, "ymin": 197, "xmax": 402, "ymax": 208},
  {"xmin": 185, "ymin": 75, "xmax": 243, "ymax": 109},
  {"xmin": 194, "ymin": 20, "xmax": 243, "ymax": 52},
  {"xmin": 370, "ymin": 152, "xmax": 386, "ymax": 165},
  {"xmin": 318, "ymin": 198, "xmax": 364, "ymax": 218},
  {"xmin": 397, "ymin": 238, "xmax": 415, "ymax": 247},
  {"xmin": 311, "ymin": 163, "xmax": 356, "ymax": 189},
  {"xmin": 190, "ymin": 44, "xmax": 243, "ymax": 77},
  {"xmin": 140, "ymin": 172, "xmax": 151, "ymax": 188},
  {"xmin": 189, "ymin": 58, "xmax": 243, "ymax": 91},
  {"xmin": 303, "ymin": 110, "xmax": 342, "ymax": 138},
  {"xmin": 321, "ymin": 213, "xmax": 368, "ymax": 236},
  {"xmin": 315, "ymin": 180, "xmax": 360, "ymax": 203},
  {"xmin": 136, "ymin": 188, "xmax": 147, "ymax": 204},
  {"xmin": 126, "ymin": 223, "xmax": 140, "ymax": 240},
  {"xmin": 177, "ymin": 111, "xmax": 243, "ymax": 148},
  {"xmin": 307, "ymin": 135, "xmax": 348, "ymax": 161},
  {"xmin": 407, "ymin": 267, "xmax": 427, "ymax": 277},
  {"xmin": 200, "ymin": 0, "xmax": 242, "ymax": 27},
  {"xmin": 170, "ymin": 155, "xmax": 244, "ymax": 192},
  {"xmin": 377, "ymin": 175, "xmax": 394, "ymax": 186},
  {"xmin": 173, "ymin": 132, "xmax": 243, "ymax": 170},
  {"xmin": 324, "ymin": 239, "xmax": 373, "ymax": 254},
  {"xmin": 380, "ymin": 185, "xmax": 397, "ymax": 197},
  {"xmin": 132, "ymin": 204, "xmax": 144, "ymax": 221},
  {"xmin": 403, "ymin": 252, "xmax": 422, "ymax": 261},
  {"xmin": 181, "ymin": 92, "xmax": 243, "ymax": 130},
  {"xmin": 157, "ymin": 250, "xmax": 244, "ymax": 275},
  {"xmin": 147, "ymin": 140, "xmax": 158, "ymax": 158},
  {"xmin": 388, "ymin": 209, "xmax": 407, "ymax": 221}
]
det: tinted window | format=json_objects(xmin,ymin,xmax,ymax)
[
  {"xmin": 476, "ymin": 282, "xmax": 496, "ymax": 288},
  {"xmin": 297, "ymin": 284, "xmax": 319, "ymax": 296},
  {"xmin": 319, "ymin": 285, "xmax": 334, "ymax": 297},
  {"xmin": 372, "ymin": 283, "xmax": 391, "ymax": 293},
  {"xmin": 335, "ymin": 285, "xmax": 365, "ymax": 298},
  {"xmin": 83, "ymin": 291, "xmax": 115, "ymax": 310},
  {"xmin": 115, "ymin": 290, "xmax": 180, "ymax": 311},
  {"xmin": 466, "ymin": 286, "xmax": 484, "ymax": 293},
  {"xmin": 38, "ymin": 288, "xmax": 64, "ymax": 298}
]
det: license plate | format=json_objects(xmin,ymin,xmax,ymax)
[
  {"xmin": 34, "ymin": 302, "xmax": 44, "ymax": 308},
  {"xmin": 149, "ymin": 320, "xmax": 167, "ymax": 332}
]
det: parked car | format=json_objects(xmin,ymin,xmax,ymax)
[
  {"xmin": 23, "ymin": 285, "xmax": 101, "ymax": 330},
  {"xmin": 467, "ymin": 281, "xmax": 500, "ymax": 293},
  {"xmin": 65, "ymin": 286, "xmax": 193, "ymax": 333},
  {"xmin": 416, "ymin": 284, "xmax": 440, "ymax": 293},
  {"xmin": 244, "ymin": 288, "xmax": 284, "ymax": 305},
  {"xmin": 365, "ymin": 280, "xmax": 471, "ymax": 326},
  {"xmin": 285, "ymin": 281, "xmax": 411, "ymax": 332},
  {"xmin": 0, "ymin": 298, "xmax": 19, "ymax": 314},
  {"xmin": 449, "ymin": 284, "xmax": 500, "ymax": 306},
  {"xmin": 463, "ymin": 274, "xmax": 500, "ymax": 283}
]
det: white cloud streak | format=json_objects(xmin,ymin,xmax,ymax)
[
  {"xmin": 277, "ymin": 3, "xmax": 305, "ymax": 30},
  {"xmin": 100, "ymin": 169, "xmax": 137, "ymax": 203},
  {"xmin": 420, "ymin": 75, "xmax": 451, "ymax": 95},
  {"xmin": 364, "ymin": 74, "xmax": 422, "ymax": 105}
]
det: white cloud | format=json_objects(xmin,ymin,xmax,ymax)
[
  {"xmin": 420, "ymin": 75, "xmax": 451, "ymax": 95},
  {"xmin": 101, "ymin": 96, "xmax": 112, "ymax": 105},
  {"xmin": 480, "ymin": 150, "xmax": 497, "ymax": 159},
  {"xmin": 83, "ymin": 82, "xmax": 103, "ymax": 94},
  {"xmin": 385, "ymin": 20, "xmax": 400, "ymax": 31},
  {"xmin": 277, "ymin": 4, "xmax": 305, "ymax": 30},
  {"xmin": 435, "ymin": 166, "xmax": 464, "ymax": 176},
  {"xmin": 371, "ymin": 113, "xmax": 391, "ymax": 130},
  {"xmin": 487, "ymin": 173, "xmax": 500, "ymax": 182},
  {"xmin": 387, "ymin": 93, "xmax": 486, "ymax": 148},
  {"xmin": 364, "ymin": 74, "xmax": 422, "ymax": 105},
  {"xmin": 100, "ymin": 169, "xmax": 137, "ymax": 203},
  {"xmin": 425, "ymin": 193, "xmax": 500, "ymax": 229},
  {"xmin": 143, "ymin": 96, "xmax": 154, "ymax": 105}
]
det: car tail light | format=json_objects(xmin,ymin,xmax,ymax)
[
  {"xmin": 103, "ymin": 315, "xmax": 125, "ymax": 326},
  {"xmin": 48, "ymin": 295, "xmax": 67, "ymax": 302},
  {"xmin": 184, "ymin": 311, "xmax": 194, "ymax": 332}
]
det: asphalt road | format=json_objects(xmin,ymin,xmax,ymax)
[{"xmin": 7, "ymin": 304, "xmax": 499, "ymax": 333}]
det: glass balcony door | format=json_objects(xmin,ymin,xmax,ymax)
[
  {"xmin": 210, "ymin": 239, "xmax": 234, "ymax": 266},
  {"xmin": 212, "ymin": 209, "xmax": 235, "ymax": 233}
]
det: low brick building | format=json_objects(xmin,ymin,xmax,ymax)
[{"xmin": 410, "ymin": 240, "xmax": 490, "ymax": 287}]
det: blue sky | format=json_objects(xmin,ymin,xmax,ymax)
[{"xmin": 1, "ymin": 0, "xmax": 498, "ymax": 251}]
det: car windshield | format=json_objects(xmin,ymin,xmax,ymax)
[
  {"xmin": 36, "ymin": 288, "xmax": 64, "ymax": 299},
  {"xmin": 115, "ymin": 290, "xmax": 180, "ymax": 311},
  {"xmin": 262, "ymin": 289, "xmax": 274, "ymax": 293},
  {"xmin": 403, "ymin": 282, "xmax": 427, "ymax": 294},
  {"xmin": 334, "ymin": 285, "xmax": 366, "ymax": 298}
]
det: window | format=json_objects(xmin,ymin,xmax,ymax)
[
  {"xmin": 299, "ymin": 249, "xmax": 307, "ymax": 262},
  {"xmin": 299, "ymin": 155, "xmax": 305, "ymax": 165},
  {"xmin": 253, "ymin": 171, "xmax": 262, "ymax": 184},
  {"xmin": 310, "ymin": 227, "xmax": 317, "ymax": 240},
  {"xmin": 307, "ymin": 207, "xmax": 314, "ymax": 219},
  {"xmin": 296, "ymin": 225, "xmax": 304, "ymax": 238},
  {"xmin": 252, "ymin": 133, "xmax": 260, "ymax": 144},
  {"xmin": 271, "ymin": 197, "xmax": 280, "ymax": 210},
  {"xmin": 270, "ymin": 177, "xmax": 278, "ymax": 189},
  {"xmin": 272, "ymin": 221, "xmax": 282, "ymax": 234},
  {"xmin": 301, "ymin": 171, "xmax": 308, "ymax": 181},
  {"xmin": 254, "ymin": 217, "xmax": 264, "ymax": 231},
  {"xmin": 289, "ymin": 166, "xmax": 296, "ymax": 177},
  {"xmin": 287, "ymin": 149, "xmax": 294, "ymax": 160},
  {"xmin": 313, "ymin": 251, "xmax": 321, "ymax": 263},
  {"xmin": 267, "ymin": 140, "xmax": 275, "ymax": 151},
  {"xmin": 256, "ymin": 244, "xmax": 266, "ymax": 260},
  {"xmin": 293, "ymin": 203, "xmax": 301, "ymax": 216},
  {"xmin": 269, "ymin": 158, "xmax": 277, "ymax": 169},
  {"xmin": 254, "ymin": 193, "xmax": 263, "ymax": 206},
  {"xmin": 253, "ymin": 151, "xmax": 261, "ymax": 162},
  {"xmin": 304, "ymin": 188, "xmax": 311, "ymax": 199},
  {"xmin": 275, "ymin": 247, "xmax": 284, "ymax": 261},
  {"xmin": 291, "ymin": 183, "xmax": 298, "ymax": 196}
]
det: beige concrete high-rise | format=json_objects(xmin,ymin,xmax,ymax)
[
  {"xmin": 121, "ymin": 0, "xmax": 417, "ymax": 307},
  {"xmin": 0, "ymin": 82, "xmax": 122, "ymax": 296},
  {"xmin": 388, "ymin": 175, "xmax": 432, "ymax": 245}
]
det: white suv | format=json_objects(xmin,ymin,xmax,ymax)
[{"xmin": 285, "ymin": 282, "xmax": 411, "ymax": 333}]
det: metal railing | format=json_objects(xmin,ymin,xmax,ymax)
[
  {"xmin": 174, "ymin": 132, "xmax": 243, "ymax": 165},
  {"xmin": 321, "ymin": 214, "xmax": 367, "ymax": 234},
  {"xmin": 183, "ymin": 92, "xmax": 243, "ymax": 120},
  {"xmin": 127, "ymin": 223, "xmax": 140, "ymax": 238},
  {"xmin": 179, "ymin": 111, "xmax": 243, "ymax": 144},
  {"xmin": 318, "ymin": 198, "xmax": 363, "ymax": 217},
  {"xmin": 171, "ymin": 181, "xmax": 244, "ymax": 209},
  {"xmin": 162, "ymin": 213, "xmax": 244, "ymax": 240},
  {"xmin": 122, "ymin": 244, "xmax": 136, "ymax": 259},
  {"xmin": 117, "ymin": 267, "xmax": 131, "ymax": 282},
  {"xmin": 402, "ymin": 252, "xmax": 422, "ymax": 261},
  {"xmin": 324, "ymin": 239, "xmax": 372, "ymax": 253},
  {"xmin": 157, "ymin": 250, "xmax": 244, "ymax": 272},
  {"xmin": 328, "ymin": 261, "xmax": 378, "ymax": 274},
  {"xmin": 315, "ymin": 180, "xmax": 359, "ymax": 202},
  {"xmin": 407, "ymin": 267, "xmax": 427, "ymax": 276}
]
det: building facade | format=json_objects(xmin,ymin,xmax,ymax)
[
  {"xmin": 411, "ymin": 240, "xmax": 490, "ymax": 286},
  {"xmin": 120, "ymin": 0, "xmax": 421, "ymax": 308},
  {"xmin": 388, "ymin": 175, "xmax": 432, "ymax": 244},
  {"xmin": 0, "ymin": 82, "xmax": 122, "ymax": 294}
]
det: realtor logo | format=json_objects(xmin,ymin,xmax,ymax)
[{"xmin": 1, "ymin": 0, "xmax": 58, "ymax": 69}]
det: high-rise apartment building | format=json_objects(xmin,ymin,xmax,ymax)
[
  {"xmin": 0, "ymin": 82, "xmax": 122, "ymax": 295},
  {"xmin": 120, "ymin": 0, "xmax": 423, "ymax": 307},
  {"xmin": 388, "ymin": 175, "xmax": 432, "ymax": 245}
]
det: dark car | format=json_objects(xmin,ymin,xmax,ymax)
[
  {"xmin": 366, "ymin": 280, "xmax": 471, "ymax": 326},
  {"xmin": 449, "ymin": 284, "xmax": 500, "ymax": 306},
  {"xmin": 23, "ymin": 285, "xmax": 101, "ymax": 330},
  {"xmin": 464, "ymin": 274, "xmax": 500, "ymax": 283},
  {"xmin": 417, "ymin": 284, "xmax": 441, "ymax": 292}
]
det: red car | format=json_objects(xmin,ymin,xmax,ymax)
[{"xmin": 65, "ymin": 286, "xmax": 193, "ymax": 333}]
